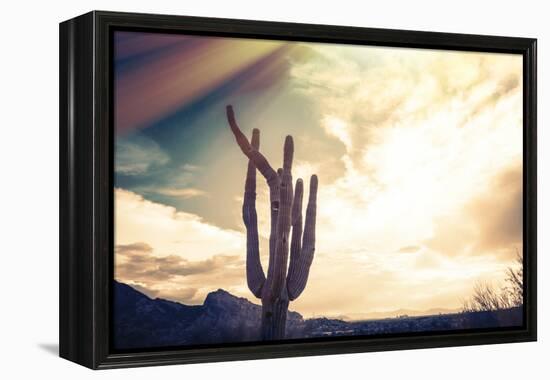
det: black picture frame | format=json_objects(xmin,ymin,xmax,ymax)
[{"xmin": 59, "ymin": 10, "xmax": 537, "ymax": 369}]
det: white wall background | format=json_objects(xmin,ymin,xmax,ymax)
[{"xmin": 0, "ymin": 0, "xmax": 546, "ymax": 378}]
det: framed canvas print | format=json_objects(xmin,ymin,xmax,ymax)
[{"xmin": 59, "ymin": 11, "xmax": 537, "ymax": 369}]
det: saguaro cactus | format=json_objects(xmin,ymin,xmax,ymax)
[{"xmin": 226, "ymin": 105, "xmax": 318, "ymax": 340}]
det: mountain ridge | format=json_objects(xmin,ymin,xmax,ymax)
[
  {"xmin": 113, "ymin": 281, "xmax": 304, "ymax": 349},
  {"xmin": 119, "ymin": 282, "xmax": 458, "ymax": 321},
  {"xmin": 113, "ymin": 281, "xmax": 523, "ymax": 350}
]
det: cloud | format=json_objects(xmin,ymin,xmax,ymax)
[
  {"xmin": 284, "ymin": 45, "xmax": 523, "ymax": 259},
  {"xmin": 156, "ymin": 288, "xmax": 199, "ymax": 304},
  {"xmin": 154, "ymin": 187, "xmax": 207, "ymax": 198},
  {"xmin": 116, "ymin": 241, "xmax": 152, "ymax": 255},
  {"xmin": 397, "ymin": 245, "xmax": 421, "ymax": 253},
  {"xmin": 291, "ymin": 247, "xmax": 509, "ymax": 318},
  {"xmin": 115, "ymin": 188, "xmax": 249, "ymax": 304},
  {"xmin": 182, "ymin": 163, "xmax": 200, "ymax": 171},
  {"xmin": 127, "ymin": 282, "xmax": 199, "ymax": 304},
  {"xmin": 281, "ymin": 45, "xmax": 523, "ymax": 315},
  {"xmin": 128, "ymin": 164, "xmax": 207, "ymax": 200},
  {"xmin": 425, "ymin": 163, "xmax": 522, "ymax": 260},
  {"xmin": 468, "ymin": 164, "xmax": 523, "ymax": 255},
  {"xmin": 115, "ymin": 188, "xmax": 245, "ymax": 261},
  {"xmin": 322, "ymin": 116, "xmax": 352, "ymax": 151},
  {"xmin": 289, "ymin": 45, "xmax": 522, "ymax": 168},
  {"xmin": 115, "ymin": 241, "xmax": 243, "ymax": 295},
  {"xmin": 466, "ymin": 73, "xmax": 520, "ymax": 122},
  {"xmin": 115, "ymin": 134, "xmax": 169, "ymax": 175}
]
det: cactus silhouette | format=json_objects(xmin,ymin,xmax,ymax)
[{"xmin": 226, "ymin": 105, "xmax": 318, "ymax": 340}]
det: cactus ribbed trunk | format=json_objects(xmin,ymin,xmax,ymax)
[
  {"xmin": 227, "ymin": 105, "xmax": 318, "ymax": 340},
  {"xmin": 261, "ymin": 291, "xmax": 289, "ymax": 340}
]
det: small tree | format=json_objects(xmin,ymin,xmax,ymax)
[
  {"xmin": 462, "ymin": 251, "xmax": 523, "ymax": 312},
  {"xmin": 504, "ymin": 251, "xmax": 523, "ymax": 306}
]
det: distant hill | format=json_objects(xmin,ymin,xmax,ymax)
[
  {"xmin": 333, "ymin": 307, "xmax": 461, "ymax": 321},
  {"xmin": 113, "ymin": 281, "xmax": 523, "ymax": 350}
]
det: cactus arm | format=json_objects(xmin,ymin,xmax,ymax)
[
  {"xmin": 242, "ymin": 128, "xmax": 266, "ymax": 298},
  {"xmin": 286, "ymin": 178, "xmax": 303, "ymax": 287},
  {"xmin": 226, "ymin": 105, "xmax": 279, "ymax": 188},
  {"xmin": 226, "ymin": 105, "xmax": 281, "ymax": 291},
  {"xmin": 264, "ymin": 168, "xmax": 282, "ymax": 287},
  {"xmin": 265, "ymin": 136, "xmax": 294, "ymax": 300},
  {"xmin": 287, "ymin": 174, "xmax": 318, "ymax": 301}
]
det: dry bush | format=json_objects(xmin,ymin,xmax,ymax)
[{"xmin": 462, "ymin": 250, "xmax": 523, "ymax": 312}]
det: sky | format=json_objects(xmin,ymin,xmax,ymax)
[{"xmin": 114, "ymin": 31, "xmax": 523, "ymax": 319}]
